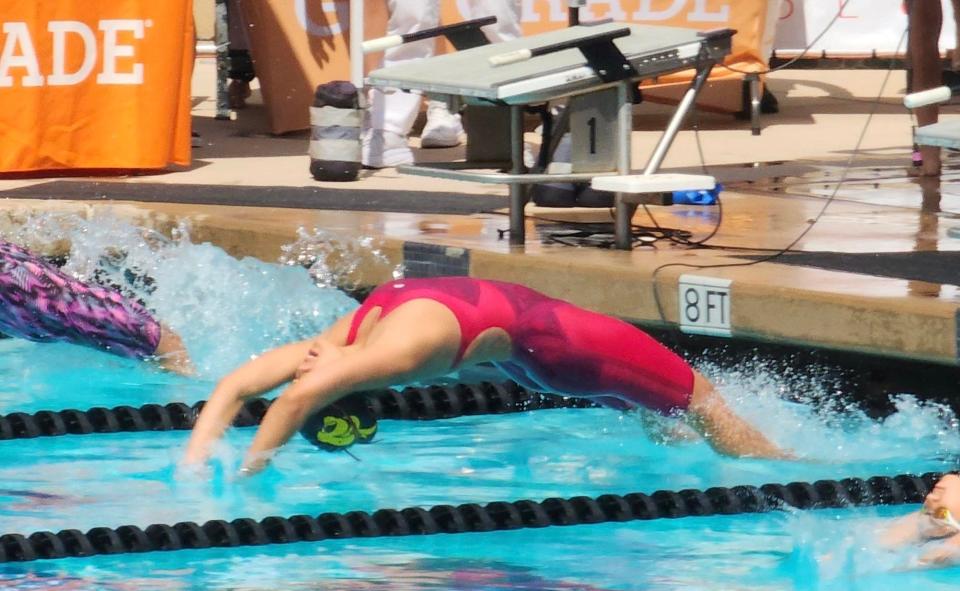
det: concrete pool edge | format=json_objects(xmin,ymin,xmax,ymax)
[{"xmin": 1, "ymin": 198, "xmax": 957, "ymax": 367}]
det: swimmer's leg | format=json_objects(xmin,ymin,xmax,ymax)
[
  {"xmin": 0, "ymin": 240, "xmax": 184, "ymax": 368},
  {"xmin": 684, "ymin": 371, "xmax": 792, "ymax": 459},
  {"xmin": 153, "ymin": 324, "xmax": 193, "ymax": 375}
]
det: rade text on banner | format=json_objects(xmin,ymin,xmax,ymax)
[{"xmin": 0, "ymin": 0, "xmax": 194, "ymax": 173}]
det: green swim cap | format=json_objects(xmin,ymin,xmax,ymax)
[{"xmin": 298, "ymin": 395, "xmax": 377, "ymax": 452}]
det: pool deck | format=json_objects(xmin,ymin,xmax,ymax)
[{"xmin": 2, "ymin": 59, "xmax": 959, "ymax": 367}]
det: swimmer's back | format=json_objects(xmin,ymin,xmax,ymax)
[{"xmin": 347, "ymin": 277, "xmax": 548, "ymax": 360}]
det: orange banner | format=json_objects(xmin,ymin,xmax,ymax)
[
  {"xmin": 246, "ymin": 0, "xmax": 779, "ymax": 134},
  {"xmin": 0, "ymin": 0, "xmax": 194, "ymax": 173},
  {"xmin": 237, "ymin": 0, "xmax": 385, "ymax": 135}
]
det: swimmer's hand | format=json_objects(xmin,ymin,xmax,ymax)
[
  {"xmin": 295, "ymin": 348, "xmax": 320, "ymax": 380},
  {"xmin": 238, "ymin": 450, "xmax": 274, "ymax": 478},
  {"xmin": 918, "ymin": 535, "xmax": 960, "ymax": 566},
  {"xmin": 175, "ymin": 458, "xmax": 212, "ymax": 481},
  {"xmin": 180, "ymin": 446, "xmax": 210, "ymax": 469}
]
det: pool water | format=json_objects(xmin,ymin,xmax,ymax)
[{"xmin": 1, "ymin": 217, "xmax": 959, "ymax": 589}]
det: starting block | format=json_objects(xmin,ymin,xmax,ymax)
[
  {"xmin": 366, "ymin": 22, "xmax": 733, "ymax": 249},
  {"xmin": 591, "ymin": 174, "xmax": 716, "ymax": 246},
  {"xmin": 915, "ymin": 120, "xmax": 960, "ymax": 150},
  {"xmin": 591, "ymin": 173, "xmax": 715, "ymax": 198}
]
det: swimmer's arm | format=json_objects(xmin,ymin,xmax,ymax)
[
  {"xmin": 919, "ymin": 534, "xmax": 960, "ymax": 566},
  {"xmin": 242, "ymin": 343, "xmax": 435, "ymax": 473},
  {"xmin": 878, "ymin": 513, "xmax": 925, "ymax": 548},
  {"xmin": 182, "ymin": 338, "xmax": 314, "ymax": 466}
]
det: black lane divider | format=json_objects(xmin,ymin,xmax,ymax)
[
  {"xmin": 0, "ymin": 382, "xmax": 596, "ymax": 440},
  {"xmin": 0, "ymin": 472, "xmax": 942, "ymax": 563}
]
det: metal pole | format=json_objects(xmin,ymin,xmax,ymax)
[
  {"xmin": 642, "ymin": 63, "xmax": 714, "ymax": 175},
  {"xmin": 214, "ymin": 0, "xmax": 230, "ymax": 120},
  {"xmin": 349, "ymin": 0, "xmax": 365, "ymax": 89},
  {"xmin": 747, "ymin": 72, "xmax": 761, "ymax": 136},
  {"xmin": 509, "ymin": 105, "xmax": 527, "ymax": 245},
  {"xmin": 614, "ymin": 80, "xmax": 634, "ymax": 250},
  {"xmin": 568, "ymin": 0, "xmax": 586, "ymax": 26}
]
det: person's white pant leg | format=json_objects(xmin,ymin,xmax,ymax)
[
  {"xmin": 383, "ymin": 0, "xmax": 440, "ymax": 67},
  {"xmin": 465, "ymin": 0, "xmax": 522, "ymax": 43},
  {"xmin": 367, "ymin": 0, "xmax": 440, "ymax": 136}
]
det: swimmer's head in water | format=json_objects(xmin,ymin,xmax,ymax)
[
  {"xmin": 923, "ymin": 473, "xmax": 960, "ymax": 533},
  {"xmin": 298, "ymin": 395, "xmax": 377, "ymax": 452}
]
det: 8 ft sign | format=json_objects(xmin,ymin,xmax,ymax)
[{"xmin": 678, "ymin": 274, "xmax": 732, "ymax": 337}]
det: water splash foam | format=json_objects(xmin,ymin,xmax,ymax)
[{"xmin": 10, "ymin": 214, "xmax": 362, "ymax": 378}]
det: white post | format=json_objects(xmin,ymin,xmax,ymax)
[{"xmin": 349, "ymin": 0, "xmax": 364, "ymax": 89}]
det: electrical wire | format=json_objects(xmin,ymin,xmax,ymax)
[
  {"xmin": 646, "ymin": 27, "xmax": 909, "ymax": 323},
  {"xmin": 507, "ymin": 0, "xmax": 887, "ymax": 258},
  {"xmin": 720, "ymin": 0, "xmax": 854, "ymax": 76}
]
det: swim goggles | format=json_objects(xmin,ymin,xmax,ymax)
[{"xmin": 924, "ymin": 507, "xmax": 960, "ymax": 533}]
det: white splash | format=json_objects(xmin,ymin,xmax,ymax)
[
  {"xmin": 699, "ymin": 355, "xmax": 960, "ymax": 467},
  {"xmin": 278, "ymin": 226, "xmax": 404, "ymax": 291},
  {"xmin": 10, "ymin": 214, "xmax": 361, "ymax": 378}
]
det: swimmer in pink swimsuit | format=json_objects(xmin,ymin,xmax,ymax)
[
  {"xmin": 0, "ymin": 239, "xmax": 191, "ymax": 374},
  {"xmin": 185, "ymin": 277, "xmax": 787, "ymax": 473},
  {"xmin": 347, "ymin": 278, "xmax": 692, "ymax": 413}
]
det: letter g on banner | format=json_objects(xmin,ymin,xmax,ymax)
[{"xmin": 295, "ymin": 0, "xmax": 347, "ymax": 37}]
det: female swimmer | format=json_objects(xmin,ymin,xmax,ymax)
[
  {"xmin": 0, "ymin": 239, "xmax": 191, "ymax": 374},
  {"xmin": 880, "ymin": 473, "xmax": 960, "ymax": 565},
  {"xmin": 184, "ymin": 276, "xmax": 788, "ymax": 473}
]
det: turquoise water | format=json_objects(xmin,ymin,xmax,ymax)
[{"xmin": 1, "ymin": 217, "xmax": 959, "ymax": 589}]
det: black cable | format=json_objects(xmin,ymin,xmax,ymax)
[
  {"xmin": 510, "ymin": 5, "xmax": 885, "ymax": 255},
  {"xmin": 646, "ymin": 28, "xmax": 908, "ymax": 324},
  {"xmin": 535, "ymin": 218, "xmax": 692, "ymax": 249},
  {"xmin": 635, "ymin": 43, "xmax": 724, "ymax": 251},
  {"xmin": 0, "ymin": 471, "xmax": 943, "ymax": 563},
  {"xmin": 721, "ymin": 0, "xmax": 854, "ymax": 76}
]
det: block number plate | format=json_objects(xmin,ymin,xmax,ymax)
[
  {"xmin": 678, "ymin": 275, "xmax": 732, "ymax": 337},
  {"xmin": 569, "ymin": 87, "xmax": 619, "ymax": 173}
]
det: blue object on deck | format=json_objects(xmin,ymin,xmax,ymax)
[{"xmin": 671, "ymin": 183, "xmax": 721, "ymax": 205}]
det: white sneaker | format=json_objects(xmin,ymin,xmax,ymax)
[
  {"xmin": 362, "ymin": 129, "xmax": 414, "ymax": 168},
  {"xmin": 420, "ymin": 101, "xmax": 463, "ymax": 148}
]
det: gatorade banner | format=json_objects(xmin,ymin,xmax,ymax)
[
  {"xmin": 455, "ymin": 1, "xmax": 779, "ymax": 72},
  {"xmin": 244, "ymin": 0, "xmax": 780, "ymax": 134},
  {"xmin": 0, "ymin": 0, "xmax": 194, "ymax": 173}
]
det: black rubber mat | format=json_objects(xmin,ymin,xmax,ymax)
[
  {"xmin": 741, "ymin": 251, "xmax": 960, "ymax": 285},
  {"xmin": 0, "ymin": 181, "xmax": 506, "ymax": 215}
]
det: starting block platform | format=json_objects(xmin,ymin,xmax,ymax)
[
  {"xmin": 366, "ymin": 22, "xmax": 731, "ymax": 249},
  {"xmin": 915, "ymin": 120, "xmax": 960, "ymax": 150}
]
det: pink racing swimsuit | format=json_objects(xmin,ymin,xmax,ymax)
[
  {"xmin": 346, "ymin": 277, "xmax": 694, "ymax": 414},
  {"xmin": 0, "ymin": 239, "xmax": 161, "ymax": 359}
]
